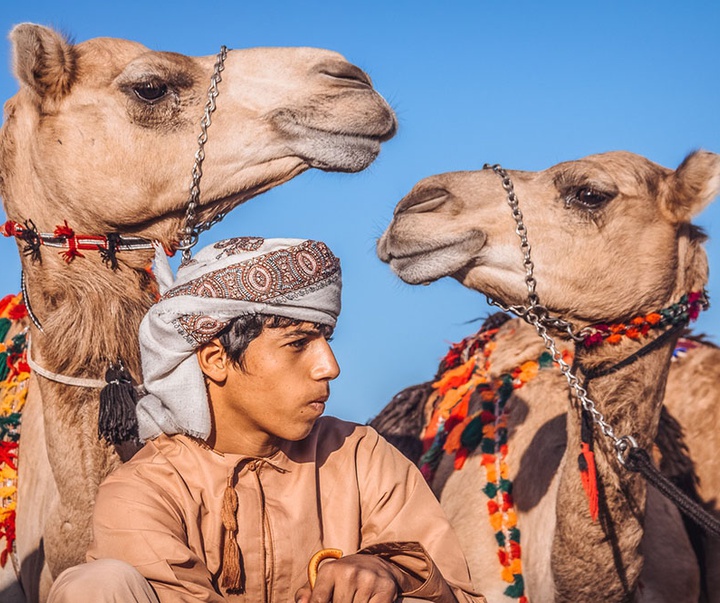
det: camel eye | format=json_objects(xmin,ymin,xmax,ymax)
[
  {"xmin": 566, "ymin": 186, "xmax": 614, "ymax": 210},
  {"xmin": 133, "ymin": 82, "xmax": 168, "ymax": 103}
]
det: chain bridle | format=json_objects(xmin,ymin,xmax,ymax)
[
  {"xmin": 176, "ymin": 46, "xmax": 229, "ymax": 264},
  {"xmin": 482, "ymin": 163, "xmax": 639, "ymax": 465}
]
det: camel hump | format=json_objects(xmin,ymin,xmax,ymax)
[
  {"xmin": 662, "ymin": 150, "xmax": 720, "ymax": 222},
  {"xmin": 10, "ymin": 23, "xmax": 78, "ymax": 102}
]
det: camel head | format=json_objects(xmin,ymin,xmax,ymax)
[
  {"xmin": 0, "ymin": 23, "xmax": 396, "ymax": 250},
  {"xmin": 378, "ymin": 151, "xmax": 720, "ymax": 324}
]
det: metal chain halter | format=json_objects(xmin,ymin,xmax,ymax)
[
  {"xmin": 482, "ymin": 163, "xmax": 638, "ymax": 465},
  {"xmin": 177, "ymin": 46, "xmax": 229, "ymax": 264}
]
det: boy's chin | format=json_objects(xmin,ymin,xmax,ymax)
[{"xmin": 284, "ymin": 417, "xmax": 322, "ymax": 442}]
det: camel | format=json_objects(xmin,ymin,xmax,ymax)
[
  {"xmin": 0, "ymin": 23, "xmax": 396, "ymax": 603},
  {"xmin": 376, "ymin": 150, "xmax": 720, "ymax": 602}
]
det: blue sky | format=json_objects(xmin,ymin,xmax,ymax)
[{"xmin": 0, "ymin": 1, "xmax": 718, "ymax": 424}]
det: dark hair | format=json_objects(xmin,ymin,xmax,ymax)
[{"xmin": 217, "ymin": 314, "xmax": 334, "ymax": 370}]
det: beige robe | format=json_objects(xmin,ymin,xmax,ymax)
[{"xmin": 88, "ymin": 417, "xmax": 485, "ymax": 603}]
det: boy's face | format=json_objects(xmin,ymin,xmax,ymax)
[{"xmin": 208, "ymin": 321, "xmax": 340, "ymax": 452}]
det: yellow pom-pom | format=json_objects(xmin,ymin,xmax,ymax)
[
  {"xmin": 489, "ymin": 512, "xmax": 503, "ymax": 532},
  {"xmin": 485, "ymin": 466, "xmax": 498, "ymax": 483}
]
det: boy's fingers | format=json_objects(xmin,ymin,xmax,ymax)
[
  {"xmin": 309, "ymin": 570, "xmax": 335, "ymax": 603},
  {"xmin": 294, "ymin": 582, "xmax": 312, "ymax": 603}
]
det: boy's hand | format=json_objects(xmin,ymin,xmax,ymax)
[{"xmin": 295, "ymin": 553, "xmax": 400, "ymax": 603}]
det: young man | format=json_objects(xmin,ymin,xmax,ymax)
[{"xmin": 49, "ymin": 237, "xmax": 485, "ymax": 603}]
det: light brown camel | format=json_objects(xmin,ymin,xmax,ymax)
[
  {"xmin": 377, "ymin": 150, "xmax": 720, "ymax": 601},
  {"xmin": 0, "ymin": 23, "xmax": 396, "ymax": 603}
]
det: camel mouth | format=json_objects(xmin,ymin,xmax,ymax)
[
  {"xmin": 270, "ymin": 105, "xmax": 397, "ymax": 173},
  {"xmin": 281, "ymin": 125, "xmax": 392, "ymax": 173},
  {"xmin": 379, "ymin": 232, "xmax": 487, "ymax": 286}
]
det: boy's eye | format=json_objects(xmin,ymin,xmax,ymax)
[{"xmin": 288, "ymin": 338, "xmax": 309, "ymax": 349}]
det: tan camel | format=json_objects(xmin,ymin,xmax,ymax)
[
  {"xmin": 377, "ymin": 150, "xmax": 720, "ymax": 601},
  {"xmin": 0, "ymin": 23, "xmax": 396, "ymax": 603}
]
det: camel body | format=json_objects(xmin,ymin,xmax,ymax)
[
  {"xmin": 0, "ymin": 24, "xmax": 396, "ymax": 603},
  {"xmin": 374, "ymin": 319, "xmax": 714, "ymax": 601},
  {"xmin": 376, "ymin": 150, "xmax": 720, "ymax": 601}
]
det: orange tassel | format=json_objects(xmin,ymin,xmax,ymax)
[
  {"xmin": 646, "ymin": 312, "xmax": 662, "ymax": 325},
  {"xmin": 625, "ymin": 327, "xmax": 640, "ymax": 339},
  {"xmin": 453, "ymin": 447, "xmax": 469, "ymax": 470},
  {"xmin": 579, "ymin": 442, "xmax": 599, "ymax": 521},
  {"xmin": 433, "ymin": 357, "xmax": 476, "ymax": 394}
]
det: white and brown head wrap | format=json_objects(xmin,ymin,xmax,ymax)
[{"xmin": 136, "ymin": 237, "xmax": 341, "ymax": 441}]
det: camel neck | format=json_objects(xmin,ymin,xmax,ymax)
[
  {"xmin": 22, "ymin": 250, "xmax": 157, "ymax": 384},
  {"xmin": 572, "ymin": 323, "xmax": 682, "ymax": 450}
]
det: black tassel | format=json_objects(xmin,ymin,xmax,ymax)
[
  {"xmin": 19, "ymin": 220, "xmax": 42, "ymax": 263},
  {"xmin": 98, "ymin": 233, "xmax": 120, "ymax": 271},
  {"xmin": 98, "ymin": 359, "xmax": 139, "ymax": 445}
]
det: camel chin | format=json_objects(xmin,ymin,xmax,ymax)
[
  {"xmin": 389, "ymin": 244, "xmax": 486, "ymax": 286},
  {"xmin": 379, "ymin": 230, "xmax": 487, "ymax": 286},
  {"xmin": 274, "ymin": 121, "xmax": 391, "ymax": 173},
  {"xmin": 291, "ymin": 132, "xmax": 382, "ymax": 173}
]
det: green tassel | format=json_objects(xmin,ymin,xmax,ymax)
[
  {"xmin": 0, "ymin": 318, "xmax": 11, "ymax": 342},
  {"xmin": 503, "ymin": 574, "xmax": 525, "ymax": 598},
  {"xmin": 539, "ymin": 351, "xmax": 554, "ymax": 368},
  {"xmin": 0, "ymin": 414, "xmax": 22, "ymax": 441},
  {"xmin": 495, "ymin": 531, "xmax": 506, "ymax": 547},
  {"xmin": 460, "ymin": 416, "xmax": 485, "ymax": 450},
  {"xmin": 480, "ymin": 437, "xmax": 495, "ymax": 454},
  {"xmin": 9, "ymin": 332, "xmax": 26, "ymax": 353},
  {"xmin": 497, "ymin": 376, "xmax": 514, "ymax": 403},
  {"xmin": 500, "ymin": 478, "xmax": 513, "ymax": 494},
  {"xmin": 483, "ymin": 482, "xmax": 498, "ymax": 498},
  {"xmin": 0, "ymin": 352, "xmax": 8, "ymax": 382},
  {"xmin": 508, "ymin": 527, "xmax": 521, "ymax": 542}
]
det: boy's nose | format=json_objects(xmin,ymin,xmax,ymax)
[{"xmin": 311, "ymin": 340, "xmax": 340, "ymax": 381}]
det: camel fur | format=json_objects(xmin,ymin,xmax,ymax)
[
  {"xmin": 376, "ymin": 151, "xmax": 720, "ymax": 602},
  {"xmin": 0, "ymin": 24, "xmax": 396, "ymax": 603}
]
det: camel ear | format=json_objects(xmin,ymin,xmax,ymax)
[
  {"xmin": 662, "ymin": 150, "xmax": 720, "ymax": 222},
  {"xmin": 9, "ymin": 23, "xmax": 77, "ymax": 102}
]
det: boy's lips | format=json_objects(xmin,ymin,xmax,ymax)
[{"xmin": 308, "ymin": 395, "xmax": 328, "ymax": 414}]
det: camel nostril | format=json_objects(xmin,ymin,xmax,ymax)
[
  {"xmin": 317, "ymin": 61, "xmax": 372, "ymax": 89},
  {"xmin": 394, "ymin": 187, "xmax": 451, "ymax": 216}
]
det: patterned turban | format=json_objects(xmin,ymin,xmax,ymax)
[{"xmin": 136, "ymin": 237, "xmax": 342, "ymax": 441}]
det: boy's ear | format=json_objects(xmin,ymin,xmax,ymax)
[{"xmin": 196, "ymin": 340, "xmax": 230, "ymax": 382}]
